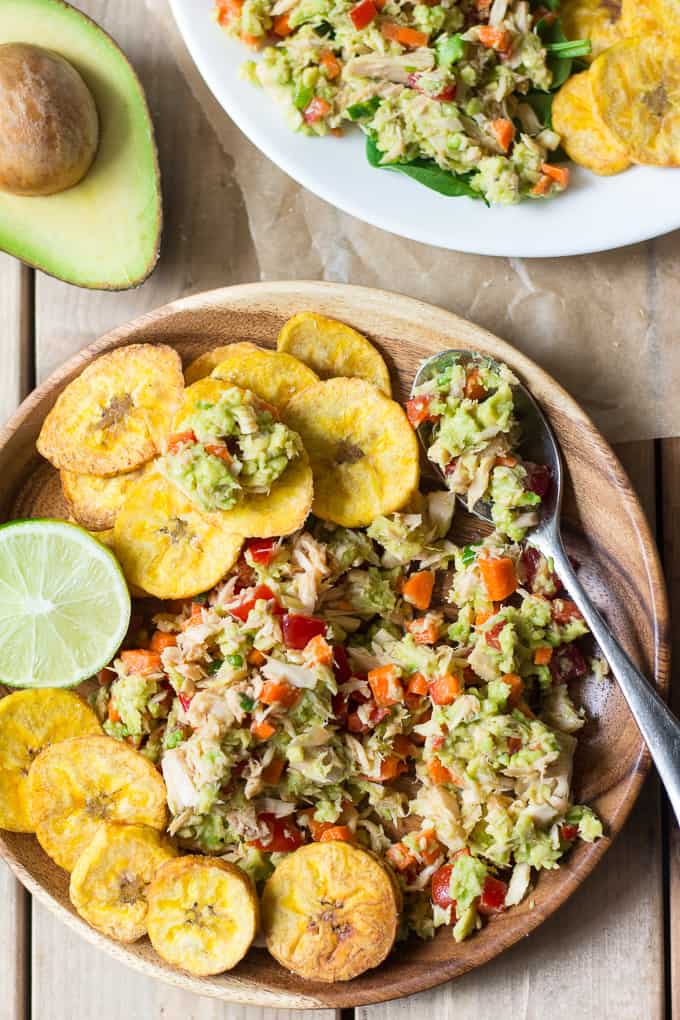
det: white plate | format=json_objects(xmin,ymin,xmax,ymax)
[{"xmin": 170, "ymin": 0, "xmax": 680, "ymax": 257}]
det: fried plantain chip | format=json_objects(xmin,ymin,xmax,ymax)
[
  {"xmin": 561, "ymin": 0, "xmax": 623, "ymax": 58},
  {"xmin": 211, "ymin": 345, "xmax": 319, "ymax": 409},
  {"xmin": 212, "ymin": 452, "xmax": 313, "ymax": 538},
  {"xmin": 591, "ymin": 35, "xmax": 680, "ymax": 165},
  {"xmin": 37, "ymin": 344, "xmax": 184, "ymax": 476},
  {"xmin": 0, "ymin": 689, "xmax": 101, "ymax": 833},
  {"xmin": 621, "ymin": 0, "xmax": 675, "ymax": 34},
  {"xmin": 184, "ymin": 343, "xmax": 259, "ymax": 386},
  {"xmin": 262, "ymin": 842, "xmax": 399, "ymax": 982},
  {"xmin": 114, "ymin": 472, "xmax": 243, "ymax": 599},
  {"xmin": 277, "ymin": 312, "xmax": 392, "ymax": 395},
  {"xmin": 62, "ymin": 465, "xmax": 149, "ymax": 531},
  {"xmin": 147, "ymin": 856, "xmax": 258, "ymax": 976},
  {"xmin": 70, "ymin": 822, "xmax": 177, "ymax": 942},
  {"xmin": 553, "ymin": 72, "xmax": 631, "ymax": 174},
  {"xmin": 284, "ymin": 378, "xmax": 419, "ymax": 527},
  {"xmin": 28, "ymin": 734, "xmax": 167, "ymax": 871}
]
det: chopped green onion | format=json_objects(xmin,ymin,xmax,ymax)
[
  {"xmin": 239, "ymin": 694, "xmax": 255, "ymax": 712},
  {"xmin": 545, "ymin": 37, "xmax": 591, "ymax": 58},
  {"xmin": 227, "ymin": 653, "xmax": 244, "ymax": 668},
  {"xmin": 462, "ymin": 544, "xmax": 481, "ymax": 566},
  {"xmin": 347, "ymin": 96, "xmax": 381, "ymax": 120}
]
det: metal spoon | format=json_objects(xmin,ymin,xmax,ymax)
[{"xmin": 413, "ymin": 349, "xmax": 680, "ymax": 825}]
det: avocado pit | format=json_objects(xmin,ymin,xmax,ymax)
[{"xmin": 0, "ymin": 42, "xmax": 99, "ymax": 196}]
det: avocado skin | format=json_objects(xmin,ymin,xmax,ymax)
[{"xmin": 0, "ymin": 0, "xmax": 162, "ymax": 291}]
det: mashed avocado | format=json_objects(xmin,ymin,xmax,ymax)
[{"xmin": 160, "ymin": 386, "xmax": 303, "ymax": 512}]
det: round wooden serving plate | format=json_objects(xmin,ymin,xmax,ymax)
[{"xmin": 0, "ymin": 282, "xmax": 669, "ymax": 1009}]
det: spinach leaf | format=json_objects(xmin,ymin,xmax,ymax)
[
  {"xmin": 537, "ymin": 16, "xmax": 591, "ymax": 89},
  {"xmin": 365, "ymin": 136, "xmax": 483, "ymax": 201},
  {"xmin": 526, "ymin": 90, "xmax": 554, "ymax": 129}
]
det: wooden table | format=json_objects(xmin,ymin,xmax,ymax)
[{"xmin": 0, "ymin": 2, "xmax": 677, "ymax": 1017}]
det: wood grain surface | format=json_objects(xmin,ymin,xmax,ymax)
[{"xmin": 0, "ymin": 281, "xmax": 668, "ymax": 1009}]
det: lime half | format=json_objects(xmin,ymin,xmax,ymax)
[{"xmin": 0, "ymin": 520, "xmax": 131, "ymax": 689}]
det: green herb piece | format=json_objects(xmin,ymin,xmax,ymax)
[
  {"xmin": 240, "ymin": 694, "xmax": 255, "ymax": 712},
  {"xmin": 347, "ymin": 96, "xmax": 381, "ymax": 121},
  {"xmin": 462, "ymin": 543, "xmax": 481, "ymax": 566},
  {"xmin": 315, "ymin": 19, "xmax": 334, "ymax": 36},
  {"xmin": 537, "ymin": 17, "xmax": 591, "ymax": 90},
  {"xmin": 227, "ymin": 653, "xmax": 244, "ymax": 668},
  {"xmin": 207, "ymin": 659, "xmax": 224, "ymax": 674}
]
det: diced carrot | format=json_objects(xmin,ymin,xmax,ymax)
[
  {"xmin": 251, "ymin": 720, "xmax": 276, "ymax": 740},
  {"xmin": 320, "ymin": 50, "xmax": 342, "ymax": 79},
  {"xmin": 304, "ymin": 97, "xmax": 331, "ymax": 124},
  {"xmin": 319, "ymin": 825, "xmax": 354, "ymax": 843},
  {"xmin": 464, "ymin": 367, "xmax": 487, "ymax": 400},
  {"xmin": 429, "ymin": 672, "xmax": 463, "ymax": 705},
  {"xmin": 205, "ymin": 443, "xmax": 232, "ymax": 463},
  {"xmin": 402, "ymin": 570, "xmax": 435, "ymax": 610},
  {"xmin": 494, "ymin": 454, "xmax": 518, "ymax": 468},
  {"xmin": 503, "ymin": 673, "xmax": 524, "ymax": 708},
  {"xmin": 427, "ymin": 757, "xmax": 453, "ymax": 784},
  {"xmin": 478, "ymin": 25, "xmax": 512, "ymax": 52},
  {"xmin": 261, "ymin": 756, "xmax": 285, "ymax": 785},
  {"xmin": 309, "ymin": 819, "xmax": 335, "ymax": 840},
  {"xmin": 120, "ymin": 650, "xmax": 163, "ymax": 676},
  {"xmin": 475, "ymin": 609, "xmax": 493, "ymax": 627},
  {"xmin": 368, "ymin": 664, "xmax": 404, "ymax": 707},
  {"xmin": 407, "ymin": 615, "xmax": 440, "ymax": 645},
  {"xmin": 491, "ymin": 118, "xmax": 515, "ymax": 153},
  {"xmin": 407, "ymin": 672, "xmax": 429, "ymax": 696},
  {"xmin": 166, "ymin": 431, "xmax": 196, "ymax": 454},
  {"xmin": 108, "ymin": 701, "xmax": 121, "ymax": 724},
  {"xmin": 240, "ymin": 31, "xmax": 261, "ymax": 46},
  {"xmin": 532, "ymin": 174, "xmax": 552, "ymax": 196},
  {"xmin": 379, "ymin": 755, "xmax": 408, "ymax": 781},
  {"xmin": 381, "ymin": 22, "xmax": 429, "ymax": 47},
  {"xmin": 248, "ymin": 648, "xmax": 267, "ymax": 667},
  {"xmin": 541, "ymin": 162, "xmax": 569, "ymax": 188},
  {"xmin": 393, "ymin": 734, "xmax": 414, "ymax": 758},
  {"xmin": 386, "ymin": 842, "xmax": 417, "ymax": 871},
  {"xmin": 273, "ymin": 11, "xmax": 292, "ymax": 34},
  {"xmin": 260, "ymin": 680, "xmax": 299, "ymax": 708},
  {"xmin": 304, "ymin": 634, "xmax": 333, "ymax": 665},
  {"xmin": 534, "ymin": 646, "xmax": 553, "ymax": 665},
  {"xmin": 149, "ymin": 631, "xmax": 177, "ymax": 653},
  {"xmin": 216, "ymin": 0, "xmax": 243, "ymax": 26},
  {"xmin": 479, "ymin": 556, "xmax": 517, "ymax": 601}
]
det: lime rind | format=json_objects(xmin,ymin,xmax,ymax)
[{"xmin": 0, "ymin": 519, "xmax": 130, "ymax": 689}]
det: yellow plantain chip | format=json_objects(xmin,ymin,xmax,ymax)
[
  {"xmin": 0, "ymin": 689, "xmax": 101, "ymax": 833},
  {"xmin": 28, "ymin": 734, "xmax": 167, "ymax": 871},
  {"xmin": 621, "ymin": 0, "xmax": 676, "ymax": 35},
  {"xmin": 212, "ymin": 452, "xmax": 313, "ymax": 538},
  {"xmin": 147, "ymin": 856, "xmax": 258, "ymax": 976},
  {"xmin": 553, "ymin": 72, "xmax": 631, "ymax": 175},
  {"xmin": 211, "ymin": 345, "xmax": 319, "ymax": 410},
  {"xmin": 284, "ymin": 377, "xmax": 419, "ymax": 527},
  {"xmin": 277, "ymin": 312, "xmax": 392, "ymax": 396},
  {"xmin": 62, "ymin": 465, "xmax": 149, "ymax": 531},
  {"xmin": 561, "ymin": 0, "xmax": 623, "ymax": 58},
  {"xmin": 37, "ymin": 344, "xmax": 184, "ymax": 476},
  {"xmin": 184, "ymin": 343, "xmax": 259, "ymax": 386},
  {"xmin": 590, "ymin": 35, "xmax": 680, "ymax": 166},
  {"xmin": 70, "ymin": 822, "xmax": 177, "ymax": 943},
  {"xmin": 114, "ymin": 472, "xmax": 243, "ymax": 599},
  {"xmin": 262, "ymin": 842, "xmax": 399, "ymax": 982}
]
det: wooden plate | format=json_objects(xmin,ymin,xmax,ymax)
[{"xmin": 0, "ymin": 282, "xmax": 669, "ymax": 1009}]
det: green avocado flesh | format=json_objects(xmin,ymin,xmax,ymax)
[{"xmin": 0, "ymin": 0, "xmax": 161, "ymax": 290}]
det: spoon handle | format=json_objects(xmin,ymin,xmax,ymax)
[{"xmin": 537, "ymin": 537, "xmax": 680, "ymax": 826}]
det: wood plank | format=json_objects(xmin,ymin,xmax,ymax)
[
  {"xmin": 660, "ymin": 435, "xmax": 680, "ymax": 1020},
  {"xmin": 0, "ymin": 253, "xmax": 32, "ymax": 1020},
  {"xmin": 29, "ymin": 4, "xmax": 329, "ymax": 1018},
  {"xmin": 361, "ymin": 442, "xmax": 665, "ymax": 1020}
]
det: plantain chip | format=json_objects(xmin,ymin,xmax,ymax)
[
  {"xmin": 28, "ymin": 734, "xmax": 167, "ymax": 871},
  {"xmin": 62, "ymin": 465, "xmax": 149, "ymax": 531},
  {"xmin": 212, "ymin": 452, "xmax": 313, "ymax": 538},
  {"xmin": 561, "ymin": 0, "xmax": 623, "ymax": 58},
  {"xmin": 147, "ymin": 856, "xmax": 258, "ymax": 976},
  {"xmin": 621, "ymin": 0, "xmax": 676, "ymax": 34},
  {"xmin": 184, "ymin": 343, "xmax": 259, "ymax": 386},
  {"xmin": 113, "ymin": 472, "xmax": 243, "ymax": 599},
  {"xmin": 37, "ymin": 344, "xmax": 184, "ymax": 476},
  {"xmin": 277, "ymin": 312, "xmax": 392, "ymax": 395},
  {"xmin": 553, "ymin": 72, "xmax": 631, "ymax": 175},
  {"xmin": 211, "ymin": 345, "xmax": 319, "ymax": 409},
  {"xmin": 590, "ymin": 35, "xmax": 680, "ymax": 166},
  {"xmin": 70, "ymin": 822, "xmax": 177, "ymax": 943},
  {"xmin": 262, "ymin": 842, "xmax": 399, "ymax": 982},
  {"xmin": 0, "ymin": 689, "xmax": 101, "ymax": 833},
  {"xmin": 284, "ymin": 377, "xmax": 419, "ymax": 527}
]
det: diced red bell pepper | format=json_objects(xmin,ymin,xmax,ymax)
[
  {"xmin": 485, "ymin": 620, "xmax": 506, "ymax": 650},
  {"xmin": 552, "ymin": 599, "xmax": 584, "ymax": 625},
  {"xmin": 228, "ymin": 584, "xmax": 282, "ymax": 621},
  {"xmin": 249, "ymin": 814, "xmax": 304, "ymax": 852},
  {"xmin": 332, "ymin": 644, "xmax": 351, "ymax": 683},
  {"xmin": 560, "ymin": 823, "xmax": 579, "ymax": 842},
  {"xmin": 407, "ymin": 73, "xmax": 456, "ymax": 102},
  {"xmin": 282, "ymin": 613, "xmax": 326, "ymax": 649},
  {"xmin": 431, "ymin": 862, "xmax": 454, "ymax": 909},
  {"xmin": 166, "ymin": 430, "xmax": 197, "ymax": 454},
  {"xmin": 524, "ymin": 461, "xmax": 552, "ymax": 499},
  {"xmin": 350, "ymin": 0, "xmax": 377, "ymax": 29},
  {"xmin": 246, "ymin": 537, "xmax": 277, "ymax": 566},
  {"xmin": 550, "ymin": 644, "xmax": 587, "ymax": 683},
  {"xmin": 178, "ymin": 692, "xmax": 193, "ymax": 713},
  {"xmin": 406, "ymin": 394, "xmax": 438, "ymax": 428},
  {"xmin": 478, "ymin": 875, "xmax": 507, "ymax": 915}
]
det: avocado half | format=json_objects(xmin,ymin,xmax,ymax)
[{"xmin": 0, "ymin": 0, "xmax": 161, "ymax": 290}]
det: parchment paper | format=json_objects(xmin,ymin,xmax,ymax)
[{"xmin": 148, "ymin": 0, "xmax": 680, "ymax": 443}]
